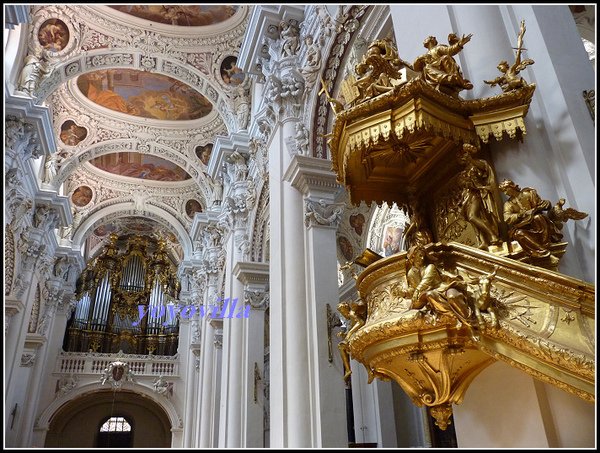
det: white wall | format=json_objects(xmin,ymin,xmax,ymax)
[
  {"xmin": 453, "ymin": 361, "xmax": 595, "ymax": 448},
  {"xmin": 453, "ymin": 361, "xmax": 550, "ymax": 448}
]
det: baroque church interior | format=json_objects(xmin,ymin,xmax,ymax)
[{"xmin": 4, "ymin": 4, "xmax": 596, "ymax": 449}]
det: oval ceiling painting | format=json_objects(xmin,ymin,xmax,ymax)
[
  {"xmin": 110, "ymin": 5, "xmax": 237, "ymax": 26},
  {"xmin": 185, "ymin": 199, "xmax": 203, "ymax": 218},
  {"xmin": 90, "ymin": 152, "xmax": 192, "ymax": 182},
  {"xmin": 77, "ymin": 69, "xmax": 213, "ymax": 121},
  {"xmin": 71, "ymin": 185, "xmax": 93, "ymax": 207},
  {"xmin": 38, "ymin": 18, "xmax": 69, "ymax": 52}
]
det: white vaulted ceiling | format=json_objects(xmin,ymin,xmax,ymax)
[{"xmin": 26, "ymin": 5, "xmax": 253, "ymax": 262}]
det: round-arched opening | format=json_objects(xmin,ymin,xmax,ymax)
[{"xmin": 44, "ymin": 389, "xmax": 172, "ymax": 448}]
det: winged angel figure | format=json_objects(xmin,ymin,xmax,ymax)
[{"xmin": 484, "ymin": 20, "xmax": 535, "ymax": 92}]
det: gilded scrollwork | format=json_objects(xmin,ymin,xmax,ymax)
[
  {"xmin": 365, "ymin": 282, "xmax": 409, "ymax": 323},
  {"xmin": 345, "ymin": 243, "xmax": 595, "ymax": 423}
]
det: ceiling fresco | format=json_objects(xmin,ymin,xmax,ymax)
[
  {"xmin": 185, "ymin": 199, "xmax": 203, "ymax": 218},
  {"xmin": 109, "ymin": 5, "xmax": 238, "ymax": 26},
  {"xmin": 220, "ymin": 56, "xmax": 244, "ymax": 86},
  {"xmin": 38, "ymin": 18, "xmax": 70, "ymax": 52},
  {"xmin": 90, "ymin": 152, "xmax": 192, "ymax": 182},
  {"xmin": 60, "ymin": 120, "xmax": 87, "ymax": 146},
  {"xmin": 76, "ymin": 69, "xmax": 213, "ymax": 121},
  {"xmin": 16, "ymin": 4, "xmax": 251, "ymax": 260}
]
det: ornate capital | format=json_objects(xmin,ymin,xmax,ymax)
[
  {"xmin": 17, "ymin": 231, "xmax": 47, "ymax": 272},
  {"xmin": 304, "ymin": 198, "xmax": 344, "ymax": 229},
  {"xmin": 264, "ymin": 70, "xmax": 305, "ymax": 120},
  {"xmin": 223, "ymin": 180, "xmax": 256, "ymax": 228},
  {"xmin": 21, "ymin": 352, "xmax": 37, "ymax": 367},
  {"xmin": 244, "ymin": 289, "xmax": 270, "ymax": 310}
]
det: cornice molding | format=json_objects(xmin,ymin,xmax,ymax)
[
  {"xmin": 283, "ymin": 154, "xmax": 341, "ymax": 197},
  {"xmin": 233, "ymin": 261, "xmax": 270, "ymax": 286}
]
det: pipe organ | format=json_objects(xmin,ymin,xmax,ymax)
[{"xmin": 65, "ymin": 233, "xmax": 181, "ymax": 355}]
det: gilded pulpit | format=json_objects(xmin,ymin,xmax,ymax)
[{"xmin": 328, "ymin": 24, "xmax": 594, "ymax": 430}]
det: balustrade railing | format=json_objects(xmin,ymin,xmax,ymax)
[{"xmin": 55, "ymin": 351, "xmax": 179, "ymax": 377}]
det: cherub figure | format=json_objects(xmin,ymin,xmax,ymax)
[
  {"xmin": 484, "ymin": 20, "xmax": 535, "ymax": 92},
  {"xmin": 469, "ymin": 267, "xmax": 499, "ymax": 328}
]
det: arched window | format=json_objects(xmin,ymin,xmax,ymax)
[
  {"xmin": 100, "ymin": 416, "xmax": 132, "ymax": 432},
  {"xmin": 97, "ymin": 416, "xmax": 133, "ymax": 447}
]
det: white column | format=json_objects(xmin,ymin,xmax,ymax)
[
  {"xmin": 181, "ymin": 317, "xmax": 196, "ymax": 448},
  {"xmin": 219, "ymin": 226, "xmax": 246, "ymax": 447},
  {"xmin": 197, "ymin": 317, "xmax": 219, "ymax": 446},
  {"xmin": 234, "ymin": 262, "xmax": 269, "ymax": 447},
  {"xmin": 285, "ymin": 155, "xmax": 348, "ymax": 447},
  {"xmin": 269, "ymin": 117, "xmax": 314, "ymax": 447},
  {"xmin": 196, "ymin": 316, "xmax": 214, "ymax": 447},
  {"xmin": 179, "ymin": 266, "xmax": 205, "ymax": 448},
  {"xmin": 238, "ymin": 6, "xmax": 310, "ymax": 446},
  {"xmin": 4, "ymin": 283, "xmax": 32, "ymax": 397},
  {"xmin": 211, "ymin": 322, "xmax": 223, "ymax": 447},
  {"xmin": 216, "ymin": 144, "xmax": 255, "ymax": 447},
  {"xmin": 197, "ymin": 266, "xmax": 222, "ymax": 446}
]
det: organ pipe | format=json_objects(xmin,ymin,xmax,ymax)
[{"xmin": 67, "ymin": 234, "xmax": 181, "ymax": 355}]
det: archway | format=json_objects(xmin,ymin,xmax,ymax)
[{"xmin": 44, "ymin": 389, "xmax": 172, "ymax": 448}]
